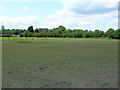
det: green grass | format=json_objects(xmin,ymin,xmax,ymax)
[
  {"xmin": 0, "ymin": 39, "xmax": 2, "ymax": 89},
  {"xmin": 2, "ymin": 38, "xmax": 118, "ymax": 88},
  {"xmin": 1, "ymin": 37, "xmax": 115, "ymax": 41}
]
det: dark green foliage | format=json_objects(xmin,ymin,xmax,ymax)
[
  {"xmin": 38, "ymin": 28, "xmax": 48, "ymax": 33},
  {"xmin": 35, "ymin": 28, "xmax": 39, "ymax": 33},
  {"xmin": 112, "ymin": 29, "xmax": 120, "ymax": 39},
  {"xmin": 12, "ymin": 29, "xmax": 21, "ymax": 35},
  {"xmin": 20, "ymin": 31, "xmax": 33, "ymax": 37},
  {"xmin": 2, "ymin": 29, "xmax": 12, "ymax": 37},
  {"xmin": 1, "ymin": 25, "xmax": 120, "ymax": 39},
  {"xmin": 28, "ymin": 26, "xmax": 34, "ymax": 33},
  {"xmin": 51, "ymin": 25, "xmax": 66, "ymax": 34},
  {"xmin": 104, "ymin": 28, "xmax": 115, "ymax": 38},
  {"xmin": 0, "ymin": 30, "xmax": 2, "ymax": 37},
  {"xmin": 1, "ymin": 25, "xmax": 5, "ymax": 30}
]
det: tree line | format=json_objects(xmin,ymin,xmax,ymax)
[{"xmin": 0, "ymin": 25, "xmax": 120, "ymax": 39}]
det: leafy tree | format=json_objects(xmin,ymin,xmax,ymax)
[
  {"xmin": 51, "ymin": 25, "xmax": 66, "ymax": 34},
  {"xmin": 12, "ymin": 29, "xmax": 20, "ymax": 35},
  {"xmin": 82, "ymin": 32, "xmax": 89, "ymax": 38},
  {"xmin": 2, "ymin": 29, "xmax": 12, "ymax": 37},
  {"xmin": 28, "ymin": 26, "xmax": 34, "ymax": 33},
  {"xmin": 35, "ymin": 28, "xmax": 39, "ymax": 33},
  {"xmin": 105, "ymin": 28, "xmax": 115, "ymax": 38},
  {"xmin": 113, "ymin": 29, "xmax": 120, "ymax": 39},
  {"xmin": 1, "ymin": 25, "xmax": 5, "ymax": 30},
  {"xmin": 58, "ymin": 25, "xmax": 66, "ymax": 33},
  {"xmin": 38, "ymin": 28, "xmax": 48, "ymax": 33},
  {"xmin": 1, "ymin": 25, "xmax": 119, "ymax": 39},
  {"xmin": 20, "ymin": 31, "xmax": 33, "ymax": 37}
]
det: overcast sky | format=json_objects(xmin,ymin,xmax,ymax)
[{"xmin": 0, "ymin": 0, "xmax": 118, "ymax": 31}]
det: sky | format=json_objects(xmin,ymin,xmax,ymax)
[{"xmin": 0, "ymin": 0, "xmax": 119, "ymax": 31}]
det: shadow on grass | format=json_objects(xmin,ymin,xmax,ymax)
[{"xmin": 17, "ymin": 41, "xmax": 31, "ymax": 43}]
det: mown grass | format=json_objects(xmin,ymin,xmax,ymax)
[
  {"xmin": 1, "ymin": 37, "xmax": 115, "ymax": 41},
  {"xmin": 2, "ymin": 37, "xmax": 118, "ymax": 88},
  {"xmin": 0, "ymin": 39, "xmax": 2, "ymax": 89}
]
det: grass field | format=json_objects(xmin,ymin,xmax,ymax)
[{"xmin": 2, "ymin": 37, "xmax": 118, "ymax": 88}]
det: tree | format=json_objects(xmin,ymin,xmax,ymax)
[
  {"xmin": 20, "ymin": 31, "xmax": 33, "ymax": 37},
  {"xmin": 105, "ymin": 28, "xmax": 115, "ymax": 38},
  {"xmin": 51, "ymin": 25, "xmax": 66, "ymax": 34},
  {"xmin": 1, "ymin": 25, "xmax": 5, "ymax": 30},
  {"xmin": 58, "ymin": 25, "xmax": 66, "ymax": 33},
  {"xmin": 12, "ymin": 29, "xmax": 20, "ymax": 35},
  {"xmin": 35, "ymin": 28, "xmax": 39, "ymax": 33},
  {"xmin": 28, "ymin": 26, "xmax": 34, "ymax": 33},
  {"xmin": 38, "ymin": 28, "xmax": 48, "ymax": 33},
  {"xmin": 113, "ymin": 29, "xmax": 120, "ymax": 39},
  {"xmin": 82, "ymin": 32, "xmax": 89, "ymax": 38},
  {"xmin": 2, "ymin": 29, "xmax": 12, "ymax": 37}
]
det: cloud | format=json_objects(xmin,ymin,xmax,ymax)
[
  {"xmin": 0, "ymin": 0, "xmax": 118, "ymax": 30},
  {"xmin": 21, "ymin": 6, "xmax": 29, "ymax": 11},
  {"xmin": 46, "ymin": 9, "xmax": 118, "ymax": 30},
  {"xmin": 44, "ymin": 0, "xmax": 118, "ymax": 30},
  {"xmin": 61, "ymin": 0, "xmax": 118, "ymax": 14},
  {"xmin": 0, "ymin": 16, "xmax": 38, "ymax": 29}
]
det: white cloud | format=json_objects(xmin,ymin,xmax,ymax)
[
  {"xmin": 61, "ymin": 0, "xmax": 118, "ymax": 14},
  {"xmin": 0, "ymin": 16, "xmax": 38, "ymax": 29},
  {"xmin": 44, "ymin": 0, "xmax": 118, "ymax": 30},
  {"xmin": 46, "ymin": 9, "xmax": 118, "ymax": 30},
  {"xmin": 0, "ymin": 0, "xmax": 118, "ymax": 30},
  {"xmin": 21, "ymin": 6, "xmax": 29, "ymax": 11}
]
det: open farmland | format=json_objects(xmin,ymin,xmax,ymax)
[{"xmin": 2, "ymin": 38, "xmax": 118, "ymax": 88}]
